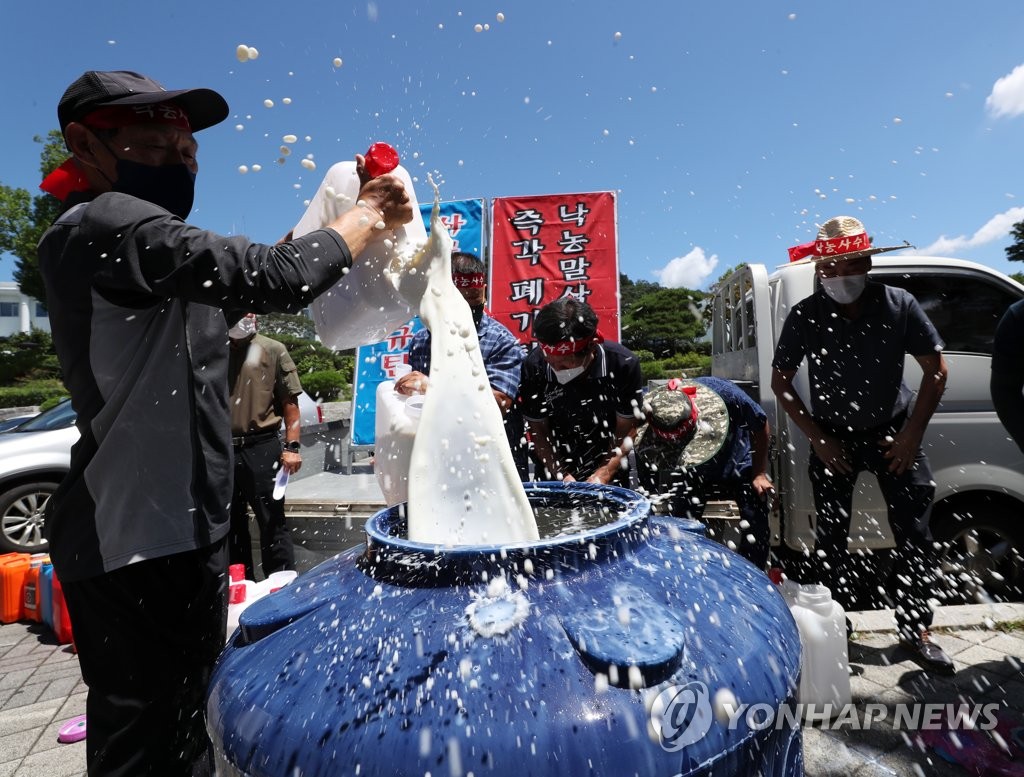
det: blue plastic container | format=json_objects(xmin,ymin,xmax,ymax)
[{"xmin": 208, "ymin": 483, "xmax": 801, "ymax": 776}]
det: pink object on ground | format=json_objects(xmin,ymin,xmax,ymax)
[{"xmin": 58, "ymin": 714, "xmax": 87, "ymax": 744}]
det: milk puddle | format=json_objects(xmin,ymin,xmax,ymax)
[{"xmin": 296, "ymin": 164, "xmax": 539, "ymax": 546}]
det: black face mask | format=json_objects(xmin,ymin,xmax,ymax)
[
  {"xmin": 470, "ymin": 303, "xmax": 485, "ymax": 328},
  {"xmin": 111, "ymin": 158, "xmax": 196, "ymax": 219}
]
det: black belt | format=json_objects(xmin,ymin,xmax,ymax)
[{"xmin": 232, "ymin": 430, "xmax": 279, "ymax": 448}]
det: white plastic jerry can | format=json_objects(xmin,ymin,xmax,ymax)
[
  {"xmin": 789, "ymin": 583, "xmax": 852, "ymax": 714},
  {"xmin": 373, "ymin": 378, "xmax": 425, "ymax": 507}
]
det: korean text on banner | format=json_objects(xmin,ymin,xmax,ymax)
[{"xmin": 489, "ymin": 192, "xmax": 619, "ymax": 346}]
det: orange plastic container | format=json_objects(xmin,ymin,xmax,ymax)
[
  {"xmin": 0, "ymin": 553, "xmax": 31, "ymax": 623},
  {"xmin": 21, "ymin": 554, "xmax": 49, "ymax": 622},
  {"xmin": 51, "ymin": 573, "xmax": 74, "ymax": 646}
]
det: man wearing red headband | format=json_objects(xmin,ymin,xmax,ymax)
[
  {"xmin": 396, "ymin": 251, "xmax": 529, "ymax": 477},
  {"xmin": 771, "ymin": 215, "xmax": 953, "ymax": 675},
  {"xmin": 37, "ymin": 70, "xmax": 413, "ymax": 775},
  {"xmin": 634, "ymin": 377, "xmax": 774, "ymax": 569},
  {"xmin": 518, "ymin": 297, "xmax": 644, "ymax": 485}
]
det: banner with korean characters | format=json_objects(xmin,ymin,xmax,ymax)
[
  {"xmin": 349, "ymin": 199, "xmax": 485, "ymax": 446},
  {"xmin": 488, "ymin": 192, "xmax": 619, "ymax": 346}
]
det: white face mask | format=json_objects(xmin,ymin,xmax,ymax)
[
  {"xmin": 820, "ymin": 273, "xmax": 867, "ymax": 305},
  {"xmin": 228, "ymin": 316, "xmax": 257, "ymax": 340},
  {"xmin": 553, "ymin": 365, "xmax": 587, "ymax": 385}
]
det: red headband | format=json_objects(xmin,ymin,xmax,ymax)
[
  {"xmin": 453, "ymin": 272, "xmax": 485, "ymax": 288},
  {"xmin": 539, "ymin": 330, "xmax": 604, "ymax": 356},
  {"xmin": 650, "ymin": 382, "xmax": 700, "ymax": 441},
  {"xmin": 82, "ymin": 102, "xmax": 192, "ymax": 131},
  {"xmin": 788, "ymin": 232, "xmax": 872, "ymax": 263}
]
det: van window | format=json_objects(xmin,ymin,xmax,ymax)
[{"xmin": 875, "ymin": 272, "xmax": 1019, "ymax": 355}]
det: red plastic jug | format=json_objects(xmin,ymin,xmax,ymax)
[{"xmin": 0, "ymin": 553, "xmax": 31, "ymax": 623}]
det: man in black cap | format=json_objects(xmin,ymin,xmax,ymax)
[{"xmin": 38, "ymin": 70, "xmax": 413, "ymax": 775}]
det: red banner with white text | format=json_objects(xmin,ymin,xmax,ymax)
[{"xmin": 489, "ymin": 192, "xmax": 619, "ymax": 345}]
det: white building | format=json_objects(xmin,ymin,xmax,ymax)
[{"xmin": 0, "ymin": 282, "xmax": 50, "ymax": 337}]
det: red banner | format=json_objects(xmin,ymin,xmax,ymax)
[{"xmin": 489, "ymin": 192, "xmax": 619, "ymax": 345}]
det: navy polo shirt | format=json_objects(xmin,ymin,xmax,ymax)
[
  {"xmin": 772, "ymin": 281, "xmax": 943, "ymax": 431},
  {"xmin": 519, "ymin": 341, "xmax": 644, "ymax": 478}
]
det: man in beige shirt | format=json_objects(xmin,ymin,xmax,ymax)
[{"xmin": 227, "ymin": 314, "xmax": 304, "ymax": 579}]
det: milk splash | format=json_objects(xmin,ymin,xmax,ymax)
[{"xmin": 404, "ymin": 181, "xmax": 539, "ymax": 545}]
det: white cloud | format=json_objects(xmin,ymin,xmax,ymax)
[
  {"xmin": 908, "ymin": 206, "xmax": 1024, "ymax": 256},
  {"xmin": 652, "ymin": 246, "xmax": 718, "ymax": 289},
  {"xmin": 986, "ymin": 64, "xmax": 1024, "ymax": 118}
]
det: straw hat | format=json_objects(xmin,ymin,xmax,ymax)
[
  {"xmin": 787, "ymin": 216, "xmax": 912, "ymax": 265},
  {"xmin": 635, "ymin": 380, "xmax": 729, "ymax": 469}
]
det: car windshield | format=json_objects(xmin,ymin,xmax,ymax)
[{"xmin": 13, "ymin": 399, "xmax": 77, "ymax": 433}]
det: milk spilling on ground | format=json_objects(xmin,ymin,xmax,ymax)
[{"xmin": 293, "ymin": 166, "xmax": 537, "ymax": 545}]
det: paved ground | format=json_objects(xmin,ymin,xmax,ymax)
[
  {"xmin": 3, "ymin": 597, "xmax": 1024, "ymax": 776},
  {"xmin": 4, "ymin": 459, "xmax": 1024, "ymax": 775}
]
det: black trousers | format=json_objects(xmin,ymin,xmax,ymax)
[
  {"xmin": 663, "ymin": 474, "xmax": 771, "ymax": 570},
  {"xmin": 62, "ymin": 540, "xmax": 227, "ymax": 776},
  {"xmin": 808, "ymin": 425, "xmax": 938, "ymax": 640},
  {"xmin": 228, "ymin": 436, "xmax": 295, "ymax": 580}
]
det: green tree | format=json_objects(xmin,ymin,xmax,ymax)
[
  {"xmin": 0, "ymin": 130, "xmax": 68, "ymax": 305},
  {"xmin": 620, "ymin": 274, "xmax": 707, "ymax": 357},
  {"xmin": 1007, "ymin": 220, "xmax": 1024, "ymax": 264}
]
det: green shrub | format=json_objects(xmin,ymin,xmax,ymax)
[
  {"xmin": 0, "ymin": 330, "xmax": 58, "ymax": 385},
  {"xmin": 0, "ymin": 379, "xmax": 68, "ymax": 408},
  {"xmin": 640, "ymin": 361, "xmax": 666, "ymax": 381},
  {"xmin": 301, "ymin": 370, "xmax": 347, "ymax": 401},
  {"xmin": 634, "ymin": 349, "xmax": 656, "ymax": 362}
]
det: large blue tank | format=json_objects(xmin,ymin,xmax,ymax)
[{"xmin": 208, "ymin": 482, "xmax": 801, "ymax": 776}]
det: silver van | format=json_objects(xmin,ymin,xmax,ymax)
[{"xmin": 711, "ymin": 256, "xmax": 1024, "ymax": 602}]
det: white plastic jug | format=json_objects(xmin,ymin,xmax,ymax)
[
  {"xmin": 291, "ymin": 161, "xmax": 429, "ymax": 350},
  {"xmin": 374, "ymin": 379, "xmax": 425, "ymax": 507},
  {"xmin": 789, "ymin": 583, "xmax": 851, "ymax": 713}
]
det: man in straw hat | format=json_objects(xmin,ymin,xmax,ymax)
[
  {"xmin": 634, "ymin": 376, "xmax": 775, "ymax": 569},
  {"xmin": 38, "ymin": 69, "xmax": 413, "ymax": 774},
  {"xmin": 771, "ymin": 215, "xmax": 953, "ymax": 675}
]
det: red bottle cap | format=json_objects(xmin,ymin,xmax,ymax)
[
  {"xmin": 768, "ymin": 567, "xmax": 783, "ymax": 585},
  {"xmin": 364, "ymin": 142, "xmax": 399, "ymax": 178},
  {"xmin": 229, "ymin": 563, "xmax": 245, "ymax": 582}
]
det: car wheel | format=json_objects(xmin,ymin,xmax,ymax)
[
  {"xmin": 0, "ymin": 482, "xmax": 56, "ymax": 553},
  {"xmin": 933, "ymin": 511, "xmax": 1024, "ymax": 604}
]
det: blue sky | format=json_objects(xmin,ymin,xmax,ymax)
[{"xmin": 3, "ymin": 0, "xmax": 1024, "ymax": 290}]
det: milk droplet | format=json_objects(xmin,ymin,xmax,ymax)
[
  {"xmin": 301, "ymin": 159, "xmax": 316, "ymax": 170},
  {"xmin": 713, "ymin": 688, "xmax": 738, "ymax": 724},
  {"xmin": 283, "ymin": 134, "xmax": 298, "ymax": 144},
  {"xmin": 614, "ymin": 31, "xmax": 622, "ymax": 41},
  {"xmin": 474, "ymin": 23, "xmax": 483, "ymax": 32},
  {"xmin": 280, "ymin": 146, "xmax": 291, "ymax": 156},
  {"xmin": 235, "ymin": 124, "xmax": 244, "ymax": 132},
  {"xmin": 235, "ymin": 44, "xmax": 250, "ymax": 62},
  {"xmin": 238, "ymin": 165, "xmax": 249, "ymax": 174},
  {"xmin": 251, "ymin": 164, "xmax": 262, "ymax": 172},
  {"xmin": 333, "ymin": 57, "xmax": 343, "ymax": 67},
  {"xmin": 247, "ymin": 47, "xmax": 259, "ymax": 60},
  {"xmin": 263, "ymin": 99, "xmax": 274, "ymax": 108},
  {"xmin": 282, "ymin": 97, "xmax": 292, "ymax": 105},
  {"xmin": 496, "ymin": 12, "xmax": 505, "ymax": 22}
]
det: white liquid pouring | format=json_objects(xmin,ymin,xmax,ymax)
[
  {"xmin": 292, "ymin": 166, "xmax": 538, "ymax": 545},
  {"xmin": 405, "ymin": 191, "xmax": 538, "ymax": 545}
]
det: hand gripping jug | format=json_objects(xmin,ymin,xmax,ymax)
[
  {"xmin": 789, "ymin": 583, "xmax": 851, "ymax": 714},
  {"xmin": 290, "ymin": 145, "xmax": 428, "ymax": 351}
]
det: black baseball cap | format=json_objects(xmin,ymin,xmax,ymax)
[{"xmin": 58, "ymin": 70, "xmax": 229, "ymax": 133}]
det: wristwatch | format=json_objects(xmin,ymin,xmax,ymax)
[{"xmin": 283, "ymin": 440, "xmax": 301, "ymax": 453}]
